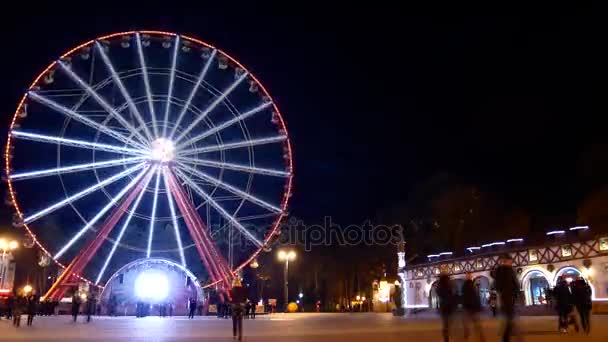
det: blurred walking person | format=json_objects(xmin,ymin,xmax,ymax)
[
  {"xmin": 489, "ymin": 289, "xmax": 498, "ymax": 317},
  {"xmin": 554, "ymin": 276, "xmax": 578, "ymax": 333},
  {"xmin": 71, "ymin": 293, "xmax": 81, "ymax": 323},
  {"xmin": 436, "ymin": 272, "xmax": 454, "ymax": 342},
  {"xmin": 12, "ymin": 295, "xmax": 25, "ymax": 327},
  {"xmin": 571, "ymin": 275, "xmax": 592, "ymax": 334},
  {"xmin": 231, "ymin": 278, "xmax": 247, "ymax": 341},
  {"xmin": 188, "ymin": 297, "xmax": 197, "ymax": 319},
  {"xmin": 26, "ymin": 294, "xmax": 37, "ymax": 326},
  {"xmin": 494, "ymin": 254, "xmax": 520, "ymax": 342},
  {"xmin": 85, "ymin": 293, "xmax": 96, "ymax": 323},
  {"xmin": 462, "ymin": 273, "xmax": 486, "ymax": 342}
]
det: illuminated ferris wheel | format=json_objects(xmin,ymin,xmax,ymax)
[{"xmin": 4, "ymin": 31, "xmax": 293, "ymax": 299}]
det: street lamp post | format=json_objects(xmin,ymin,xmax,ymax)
[
  {"xmin": 0, "ymin": 238, "xmax": 19, "ymax": 290},
  {"xmin": 277, "ymin": 249, "xmax": 296, "ymax": 312}
]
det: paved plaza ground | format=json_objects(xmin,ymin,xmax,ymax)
[{"xmin": 0, "ymin": 312, "xmax": 606, "ymax": 341}]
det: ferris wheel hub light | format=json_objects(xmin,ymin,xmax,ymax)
[{"xmin": 151, "ymin": 138, "xmax": 175, "ymax": 162}]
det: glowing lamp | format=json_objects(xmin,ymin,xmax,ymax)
[
  {"xmin": 23, "ymin": 285, "xmax": 33, "ymax": 294},
  {"xmin": 277, "ymin": 249, "xmax": 296, "ymax": 261},
  {"xmin": 134, "ymin": 270, "xmax": 169, "ymax": 302},
  {"xmin": 8, "ymin": 240, "xmax": 18, "ymax": 250},
  {"xmin": 356, "ymin": 295, "xmax": 361, "ymax": 301},
  {"xmin": 378, "ymin": 280, "xmax": 390, "ymax": 303}
]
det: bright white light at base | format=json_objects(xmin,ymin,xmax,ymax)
[
  {"xmin": 134, "ymin": 270, "xmax": 169, "ymax": 302},
  {"xmin": 151, "ymin": 138, "xmax": 175, "ymax": 162}
]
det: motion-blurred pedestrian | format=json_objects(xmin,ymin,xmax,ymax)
[
  {"xmin": 571, "ymin": 275, "xmax": 592, "ymax": 334},
  {"xmin": 188, "ymin": 297, "xmax": 197, "ymax": 319},
  {"xmin": 436, "ymin": 272, "xmax": 454, "ymax": 342},
  {"xmin": 231, "ymin": 278, "xmax": 247, "ymax": 341},
  {"xmin": 462, "ymin": 273, "xmax": 486, "ymax": 342},
  {"xmin": 85, "ymin": 293, "xmax": 96, "ymax": 323},
  {"xmin": 71, "ymin": 293, "xmax": 81, "ymax": 323},
  {"xmin": 26, "ymin": 294, "xmax": 37, "ymax": 326},
  {"xmin": 494, "ymin": 254, "xmax": 519, "ymax": 342},
  {"xmin": 489, "ymin": 289, "xmax": 498, "ymax": 317},
  {"xmin": 12, "ymin": 295, "xmax": 26, "ymax": 327}
]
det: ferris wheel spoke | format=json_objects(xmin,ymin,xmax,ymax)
[
  {"xmin": 146, "ymin": 167, "xmax": 162, "ymax": 258},
  {"xmin": 23, "ymin": 162, "xmax": 146, "ymax": 224},
  {"xmin": 177, "ymin": 162, "xmax": 282, "ymax": 214},
  {"xmin": 176, "ymin": 102, "xmax": 272, "ymax": 149},
  {"xmin": 10, "ymin": 130, "xmax": 145, "ymax": 156},
  {"xmin": 57, "ymin": 60, "xmax": 149, "ymax": 147},
  {"xmin": 169, "ymin": 49, "xmax": 217, "ymax": 140},
  {"xmin": 94, "ymin": 41, "xmax": 154, "ymax": 142},
  {"xmin": 162, "ymin": 167, "xmax": 187, "ymax": 267},
  {"xmin": 27, "ymin": 92, "xmax": 148, "ymax": 151},
  {"xmin": 173, "ymin": 168, "xmax": 264, "ymax": 248},
  {"xmin": 162, "ymin": 35, "xmax": 181, "ymax": 137},
  {"xmin": 54, "ymin": 166, "xmax": 150, "ymax": 259},
  {"xmin": 174, "ymin": 72, "xmax": 249, "ymax": 145},
  {"xmin": 176, "ymin": 156, "xmax": 290, "ymax": 178},
  {"xmin": 9, "ymin": 156, "xmax": 145, "ymax": 181},
  {"xmin": 178, "ymin": 135, "xmax": 287, "ymax": 157},
  {"xmin": 135, "ymin": 33, "xmax": 158, "ymax": 139},
  {"xmin": 95, "ymin": 166, "xmax": 155, "ymax": 284}
]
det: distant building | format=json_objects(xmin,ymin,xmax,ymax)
[
  {"xmin": 397, "ymin": 231, "xmax": 608, "ymax": 313},
  {"xmin": 0, "ymin": 252, "xmax": 16, "ymax": 292}
]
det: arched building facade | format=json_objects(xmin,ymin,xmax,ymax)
[{"xmin": 397, "ymin": 236, "xmax": 608, "ymax": 312}]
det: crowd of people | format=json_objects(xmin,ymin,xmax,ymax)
[
  {"xmin": 2, "ymin": 293, "xmax": 61, "ymax": 328},
  {"xmin": 435, "ymin": 254, "xmax": 593, "ymax": 342},
  {"xmin": 70, "ymin": 293, "xmax": 97, "ymax": 323}
]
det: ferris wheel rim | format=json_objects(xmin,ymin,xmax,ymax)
[{"xmin": 4, "ymin": 30, "xmax": 294, "ymax": 288}]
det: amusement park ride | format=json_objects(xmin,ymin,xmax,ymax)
[{"xmin": 3, "ymin": 31, "xmax": 293, "ymax": 301}]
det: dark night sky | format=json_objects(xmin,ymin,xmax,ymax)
[{"xmin": 0, "ymin": 9, "xmax": 602, "ymax": 236}]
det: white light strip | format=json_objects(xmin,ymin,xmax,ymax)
[
  {"xmin": 95, "ymin": 168, "xmax": 154, "ymax": 284},
  {"xmin": 427, "ymin": 254, "xmax": 440, "ymax": 258},
  {"xmin": 177, "ymin": 101, "xmax": 272, "ymax": 149},
  {"xmin": 178, "ymin": 162, "xmax": 282, "ymax": 213},
  {"xmin": 178, "ymin": 135, "xmax": 287, "ymax": 157},
  {"xmin": 439, "ymin": 252, "xmax": 453, "ymax": 256},
  {"xmin": 177, "ymin": 157, "xmax": 290, "ymax": 178},
  {"xmin": 135, "ymin": 33, "xmax": 158, "ymax": 139},
  {"xmin": 174, "ymin": 72, "xmax": 249, "ymax": 145},
  {"xmin": 10, "ymin": 156, "xmax": 144, "ymax": 181},
  {"xmin": 146, "ymin": 168, "xmax": 162, "ymax": 258},
  {"xmin": 55, "ymin": 166, "xmax": 149, "ymax": 259},
  {"xmin": 11, "ymin": 130, "xmax": 145, "ymax": 156},
  {"xmin": 546, "ymin": 230, "xmax": 565, "ymax": 235},
  {"xmin": 169, "ymin": 49, "xmax": 217, "ymax": 139},
  {"xmin": 405, "ymin": 304, "xmax": 429, "ymax": 309},
  {"xmin": 466, "ymin": 246, "xmax": 481, "ymax": 251},
  {"xmin": 94, "ymin": 41, "xmax": 153, "ymax": 142},
  {"xmin": 58, "ymin": 61, "xmax": 149, "ymax": 146},
  {"xmin": 163, "ymin": 168, "xmax": 187, "ymax": 266},
  {"xmin": 481, "ymin": 241, "xmax": 505, "ymax": 248},
  {"xmin": 506, "ymin": 238, "xmax": 524, "ymax": 243},
  {"xmin": 569, "ymin": 226, "xmax": 589, "ymax": 231},
  {"xmin": 24, "ymin": 163, "xmax": 145, "ymax": 224},
  {"xmin": 162, "ymin": 35, "xmax": 180, "ymax": 137},
  {"xmin": 174, "ymin": 169, "xmax": 263, "ymax": 248},
  {"xmin": 27, "ymin": 92, "xmax": 147, "ymax": 150}
]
